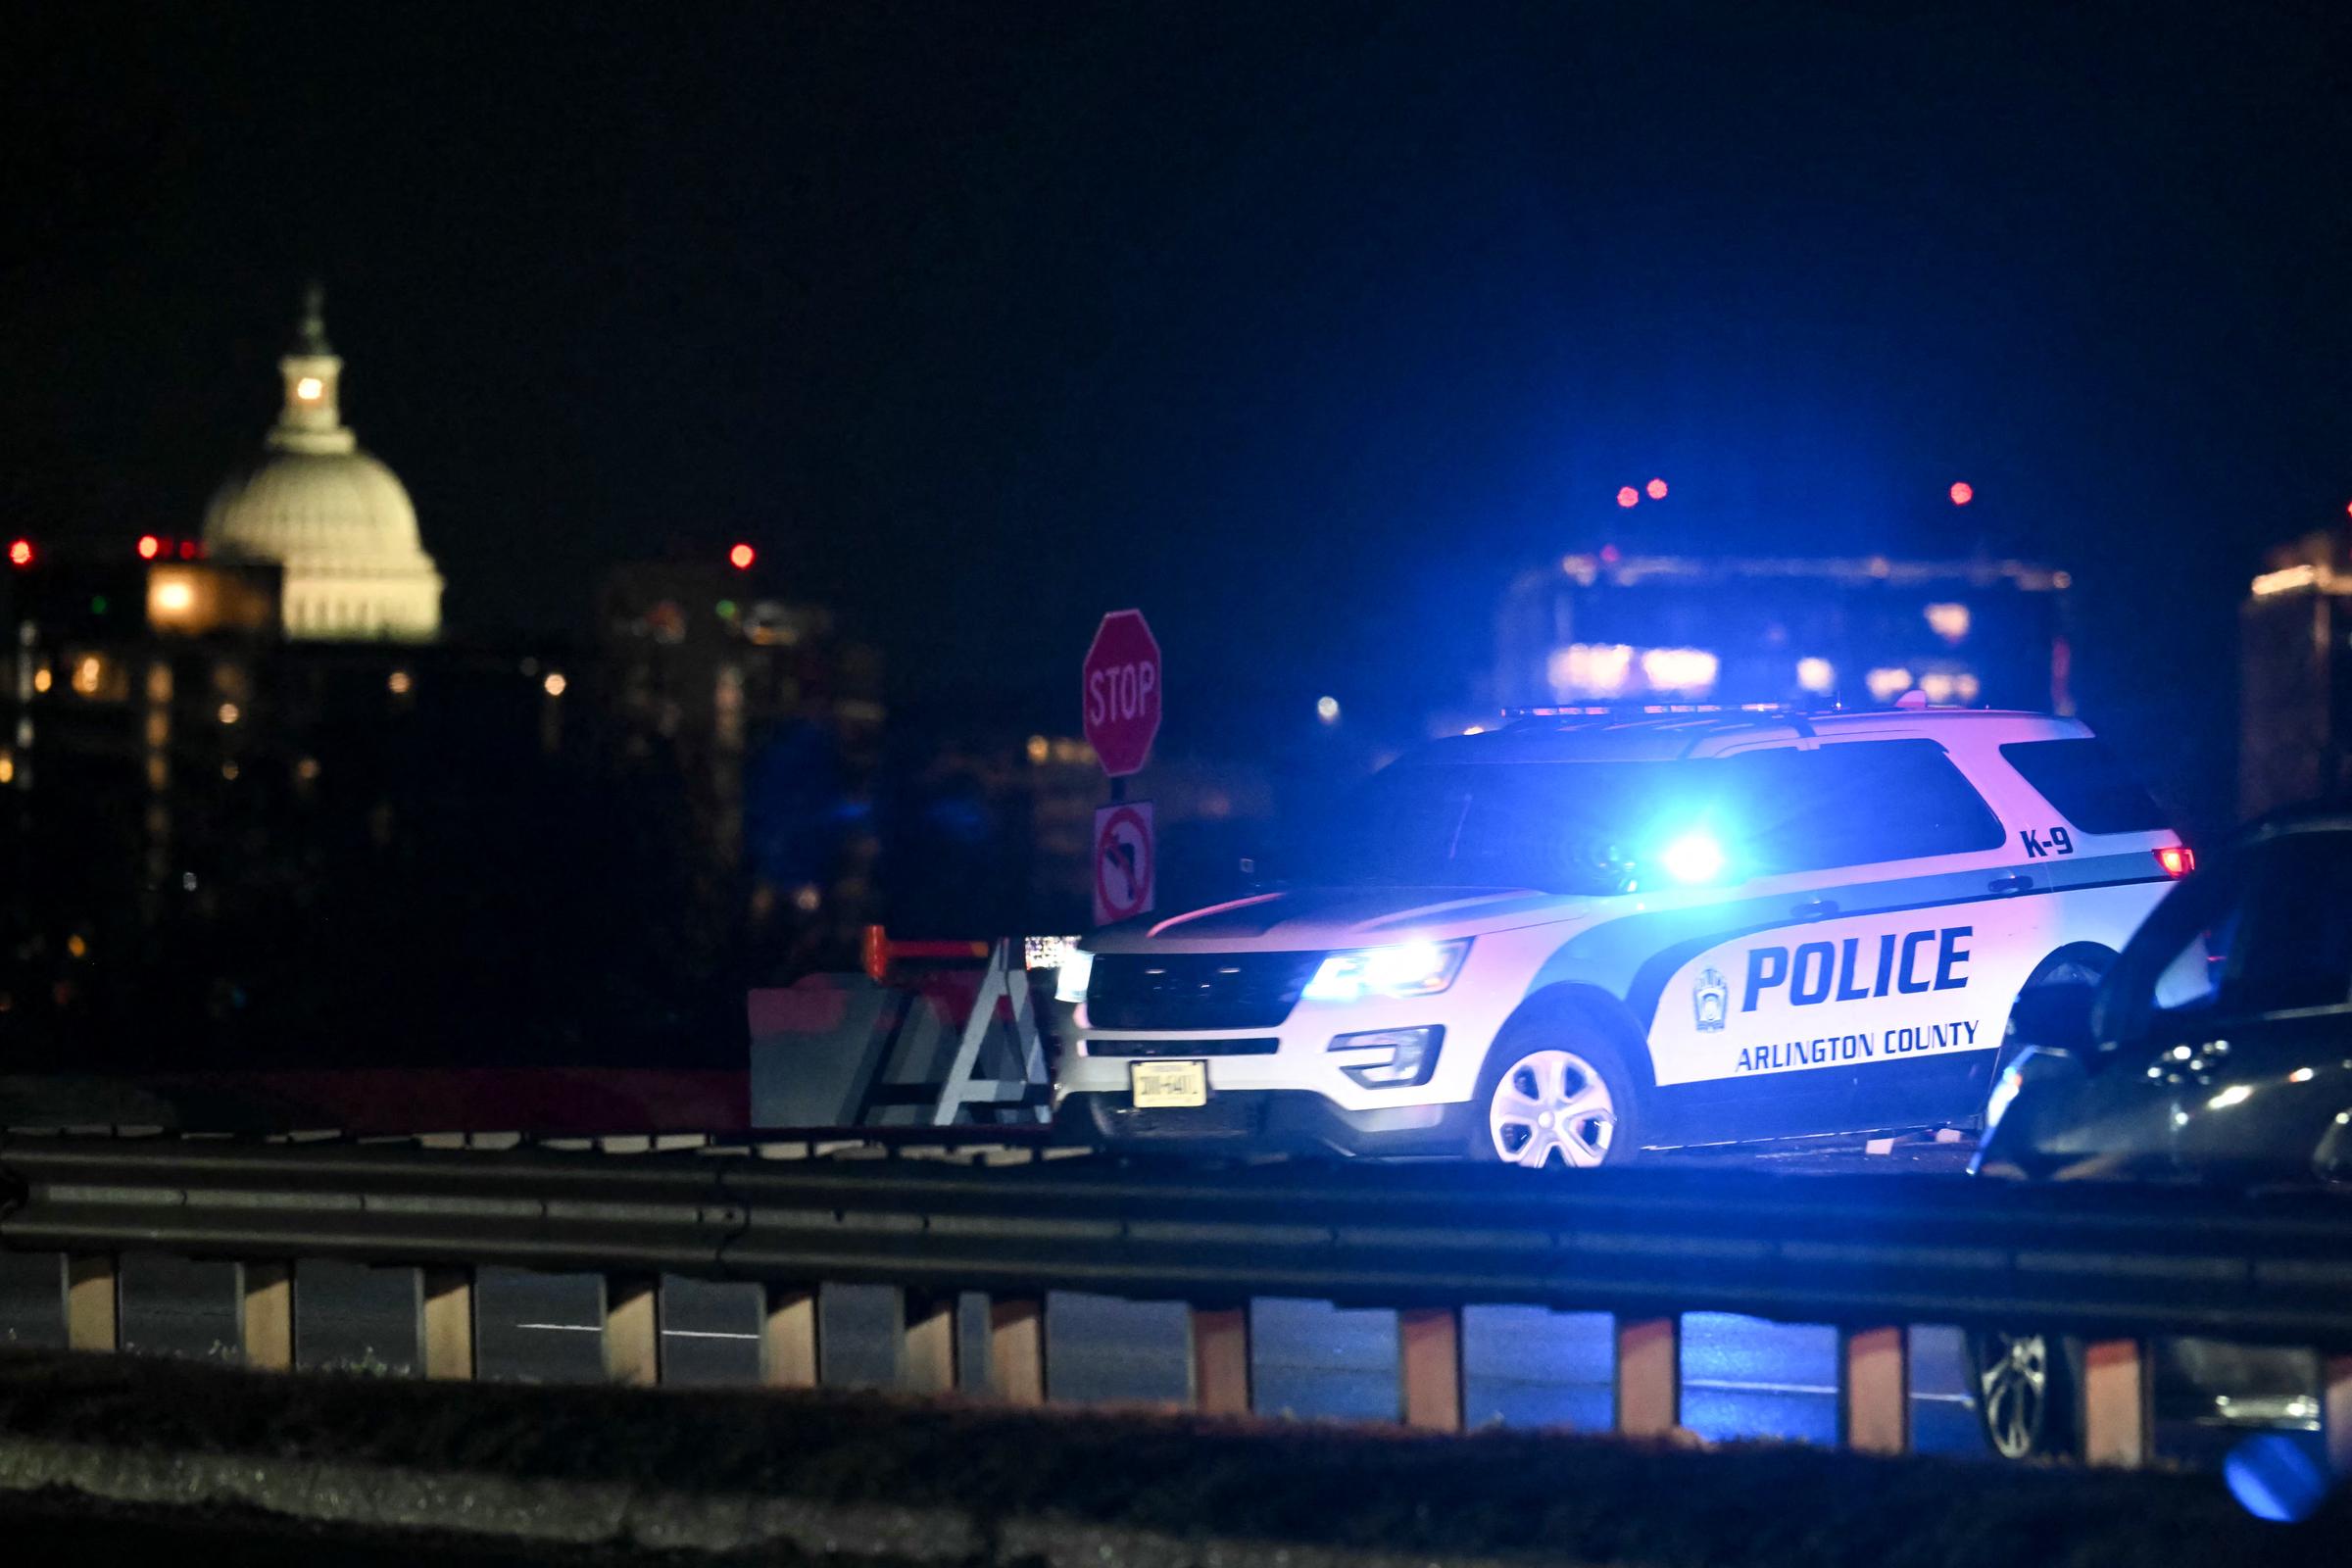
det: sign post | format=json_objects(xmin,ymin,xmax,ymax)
[{"xmin": 1083, "ymin": 611, "xmax": 1161, "ymax": 924}]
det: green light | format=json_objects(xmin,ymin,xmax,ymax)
[
  {"xmin": 90, "ymin": 596, "xmax": 108, "ymax": 614},
  {"xmin": 716, "ymin": 599, "xmax": 738, "ymax": 618}
]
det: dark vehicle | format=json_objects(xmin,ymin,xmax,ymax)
[{"xmin": 1965, "ymin": 808, "xmax": 2352, "ymax": 1457}]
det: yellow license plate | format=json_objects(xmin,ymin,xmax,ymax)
[{"xmin": 1130, "ymin": 1059, "xmax": 1208, "ymax": 1108}]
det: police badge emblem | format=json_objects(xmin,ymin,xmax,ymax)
[{"xmin": 1692, "ymin": 967, "xmax": 1730, "ymax": 1032}]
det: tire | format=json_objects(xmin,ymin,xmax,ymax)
[
  {"xmin": 1967, "ymin": 1329, "xmax": 2084, "ymax": 1460},
  {"xmin": 1471, "ymin": 1011, "xmax": 1643, "ymax": 1168}
]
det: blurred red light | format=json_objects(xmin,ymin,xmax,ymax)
[
  {"xmin": 1949, "ymin": 481, "xmax": 1974, "ymax": 506},
  {"xmin": 176, "ymin": 540, "xmax": 197, "ymax": 560},
  {"xmin": 1615, "ymin": 486, "xmax": 1639, "ymax": 509},
  {"xmin": 728, "ymin": 543, "xmax": 756, "ymax": 569},
  {"xmin": 2156, "ymin": 845, "xmax": 2194, "ymax": 879},
  {"xmin": 7, "ymin": 539, "xmax": 31, "ymax": 568},
  {"xmin": 136, "ymin": 534, "xmax": 161, "ymax": 560},
  {"xmin": 1598, "ymin": 543, "xmax": 1621, "ymax": 564},
  {"xmin": 1645, "ymin": 478, "xmax": 1667, "ymax": 500}
]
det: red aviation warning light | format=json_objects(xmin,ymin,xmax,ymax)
[
  {"xmin": 1645, "ymin": 477, "xmax": 1668, "ymax": 500},
  {"xmin": 136, "ymin": 534, "xmax": 162, "ymax": 560},
  {"xmin": 7, "ymin": 539, "xmax": 31, "ymax": 568},
  {"xmin": 1615, "ymin": 486, "xmax": 1640, "ymax": 509},
  {"xmin": 728, "ymin": 542, "xmax": 756, "ymax": 570},
  {"xmin": 1949, "ymin": 481, "xmax": 1975, "ymax": 506}
]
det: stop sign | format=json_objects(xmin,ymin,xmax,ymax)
[{"xmin": 1081, "ymin": 609, "xmax": 1161, "ymax": 778}]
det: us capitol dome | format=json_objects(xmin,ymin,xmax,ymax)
[{"xmin": 203, "ymin": 287, "xmax": 443, "ymax": 641}]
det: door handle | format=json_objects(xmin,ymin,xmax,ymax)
[
  {"xmin": 1988, "ymin": 874, "xmax": 2033, "ymax": 895},
  {"xmin": 1790, "ymin": 899, "xmax": 1839, "ymax": 921}
]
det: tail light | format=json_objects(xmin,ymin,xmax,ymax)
[{"xmin": 2156, "ymin": 845, "xmax": 2195, "ymax": 878}]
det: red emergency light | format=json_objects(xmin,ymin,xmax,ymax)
[
  {"xmin": 728, "ymin": 542, "xmax": 756, "ymax": 570},
  {"xmin": 137, "ymin": 534, "xmax": 162, "ymax": 560},
  {"xmin": 2156, "ymin": 845, "xmax": 2195, "ymax": 879},
  {"xmin": 7, "ymin": 539, "xmax": 31, "ymax": 568}
]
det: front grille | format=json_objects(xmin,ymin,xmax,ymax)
[
  {"xmin": 1085, "ymin": 1036, "xmax": 1280, "ymax": 1057},
  {"xmin": 1084, "ymin": 952, "xmax": 1322, "ymax": 1032}
]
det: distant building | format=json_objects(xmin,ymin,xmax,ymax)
[
  {"xmin": 204, "ymin": 287, "xmax": 444, "ymax": 642},
  {"xmin": 1493, "ymin": 553, "xmax": 2074, "ymax": 715},
  {"xmin": 2241, "ymin": 527, "xmax": 2352, "ymax": 817},
  {"xmin": 596, "ymin": 561, "xmax": 886, "ymax": 975}
]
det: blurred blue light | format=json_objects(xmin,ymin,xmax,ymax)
[{"xmin": 1660, "ymin": 831, "xmax": 1725, "ymax": 884}]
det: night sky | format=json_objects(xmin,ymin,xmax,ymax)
[{"xmin": 7, "ymin": 4, "xmax": 2349, "ymax": 823}]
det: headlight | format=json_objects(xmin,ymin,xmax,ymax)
[
  {"xmin": 1302, "ymin": 939, "xmax": 1469, "ymax": 1004},
  {"xmin": 1053, "ymin": 948, "xmax": 1094, "ymax": 1004}
]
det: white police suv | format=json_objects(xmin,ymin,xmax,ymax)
[{"xmin": 1053, "ymin": 708, "xmax": 2190, "ymax": 1164}]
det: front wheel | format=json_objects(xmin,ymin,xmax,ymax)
[
  {"xmin": 1966, "ymin": 1330, "xmax": 2082, "ymax": 1459},
  {"xmin": 1473, "ymin": 1027, "xmax": 1641, "ymax": 1168}
]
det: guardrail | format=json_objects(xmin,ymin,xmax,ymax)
[{"xmin": 4, "ymin": 1132, "xmax": 2351, "ymax": 1473}]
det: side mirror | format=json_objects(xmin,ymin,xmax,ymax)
[{"xmin": 2005, "ymin": 980, "xmax": 2099, "ymax": 1055}]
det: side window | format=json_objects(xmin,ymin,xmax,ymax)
[
  {"xmin": 2225, "ymin": 834, "xmax": 2352, "ymax": 1014},
  {"xmin": 2099, "ymin": 859, "xmax": 2251, "ymax": 1044},
  {"xmin": 1725, "ymin": 740, "xmax": 2004, "ymax": 873},
  {"xmin": 1999, "ymin": 738, "xmax": 2171, "ymax": 834}
]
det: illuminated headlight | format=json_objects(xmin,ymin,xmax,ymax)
[
  {"xmin": 1329, "ymin": 1026, "xmax": 1444, "ymax": 1088},
  {"xmin": 1053, "ymin": 948, "xmax": 1094, "ymax": 1004},
  {"xmin": 1302, "ymin": 940, "xmax": 1469, "ymax": 1004},
  {"xmin": 1984, "ymin": 1061, "xmax": 2026, "ymax": 1134}
]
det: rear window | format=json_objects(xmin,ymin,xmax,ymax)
[{"xmin": 1999, "ymin": 739, "xmax": 2170, "ymax": 834}]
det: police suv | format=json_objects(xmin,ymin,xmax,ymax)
[{"xmin": 1053, "ymin": 708, "xmax": 2189, "ymax": 1164}]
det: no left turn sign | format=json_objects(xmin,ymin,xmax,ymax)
[{"xmin": 1093, "ymin": 801, "xmax": 1156, "ymax": 926}]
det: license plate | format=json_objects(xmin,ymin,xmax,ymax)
[{"xmin": 1130, "ymin": 1059, "xmax": 1208, "ymax": 1108}]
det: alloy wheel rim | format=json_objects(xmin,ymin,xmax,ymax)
[
  {"xmin": 1488, "ymin": 1049, "xmax": 1616, "ymax": 1167},
  {"xmin": 1978, "ymin": 1334, "xmax": 2049, "ymax": 1457}
]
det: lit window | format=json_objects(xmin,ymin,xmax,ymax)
[
  {"xmin": 1549, "ymin": 642, "xmax": 1634, "ymax": 699},
  {"xmin": 152, "ymin": 578, "xmax": 195, "ymax": 614},
  {"xmin": 1025, "ymin": 734, "xmax": 1049, "ymax": 764},
  {"xmin": 217, "ymin": 702, "xmax": 240, "ymax": 725},
  {"xmin": 1795, "ymin": 657, "xmax": 1836, "ymax": 695},
  {"xmin": 1865, "ymin": 666, "xmax": 1914, "ymax": 702},
  {"xmin": 72, "ymin": 655, "xmax": 104, "ymax": 696},
  {"xmin": 387, "ymin": 669, "xmax": 413, "ymax": 696},
  {"xmin": 295, "ymin": 376, "xmax": 323, "ymax": 402},
  {"xmin": 543, "ymin": 672, "xmax": 567, "ymax": 697},
  {"xmin": 1640, "ymin": 647, "xmax": 1719, "ymax": 695},
  {"xmin": 31, "ymin": 667, "xmax": 53, "ymax": 694},
  {"xmin": 1924, "ymin": 603, "xmax": 1971, "ymax": 643}
]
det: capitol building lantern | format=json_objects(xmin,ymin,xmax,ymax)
[{"xmin": 203, "ymin": 286, "xmax": 443, "ymax": 641}]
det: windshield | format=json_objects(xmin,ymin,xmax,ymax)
[{"xmin": 1301, "ymin": 760, "xmax": 1730, "ymax": 893}]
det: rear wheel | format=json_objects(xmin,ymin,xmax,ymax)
[
  {"xmin": 1473, "ymin": 1021, "xmax": 1641, "ymax": 1168},
  {"xmin": 1967, "ymin": 1330, "xmax": 2082, "ymax": 1459}
]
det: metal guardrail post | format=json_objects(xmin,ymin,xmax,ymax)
[
  {"xmin": 901, "ymin": 1290, "xmax": 957, "ymax": 1395},
  {"xmin": 419, "ymin": 1266, "xmax": 475, "ymax": 1382},
  {"xmin": 65, "ymin": 1254, "xmax": 117, "ymax": 1352},
  {"xmin": 987, "ymin": 1296, "xmax": 1048, "ymax": 1405},
  {"xmin": 2328, "ymin": 1354, "xmax": 2352, "ymax": 1478},
  {"xmin": 1399, "ymin": 1306, "xmax": 1466, "ymax": 1432},
  {"xmin": 238, "ymin": 1261, "xmax": 295, "ymax": 1372},
  {"xmin": 1614, "ymin": 1315, "xmax": 1681, "ymax": 1438},
  {"xmin": 1190, "ymin": 1305, "xmax": 1253, "ymax": 1417},
  {"xmin": 1838, "ymin": 1325, "xmax": 1909, "ymax": 1454},
  {"xmin": 604, "ymin": 1275, "xmax": 662, "ymax": 1387},
  {"xmin": 761, "ymin": 1286, "xmax": 821, "ymax": 1388},
  {"xmin": 2081, "ymin": 1338, "xmax": 2151, "ymax": 1467}
]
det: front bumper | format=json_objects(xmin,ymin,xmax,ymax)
[{"xmin": 1055, "ymin": 1088, "xmax": 1474, "ymax": 1157}]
